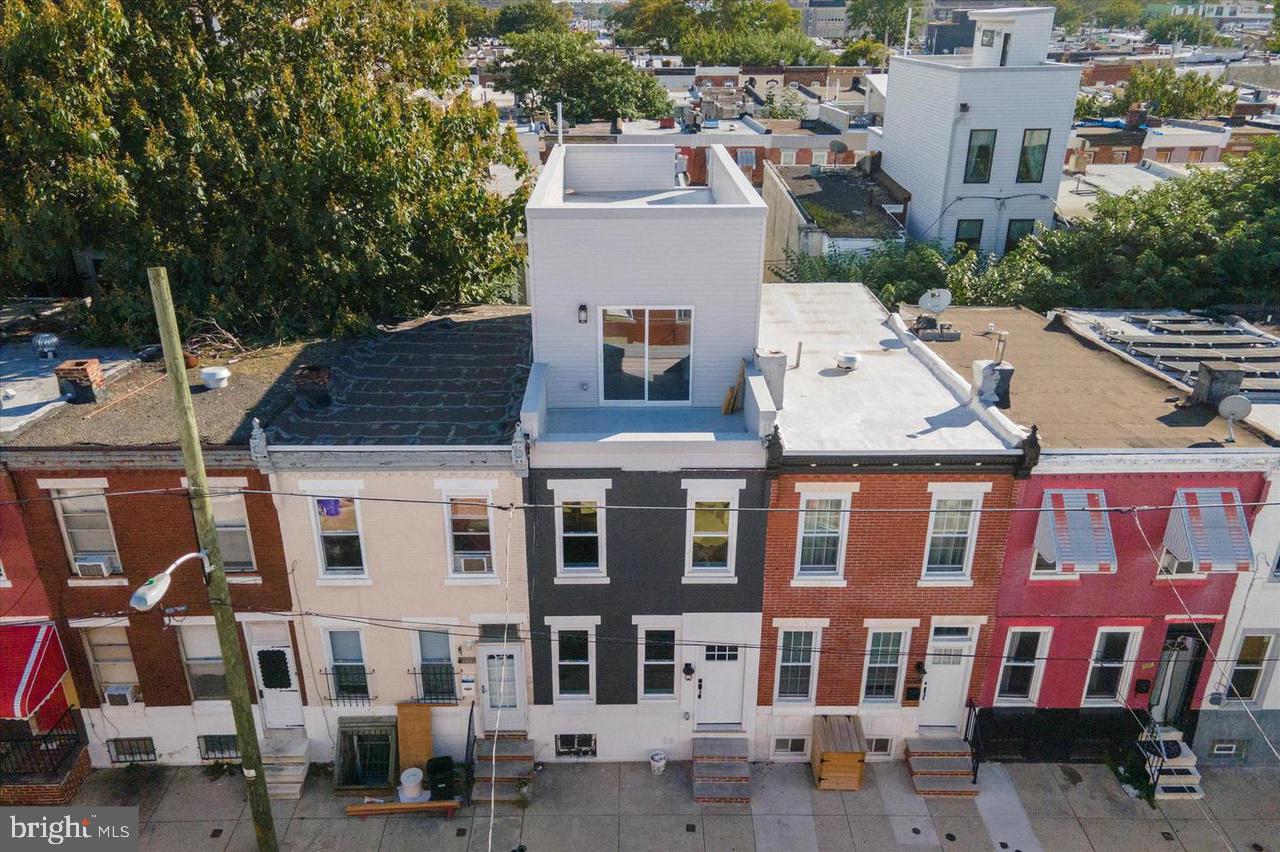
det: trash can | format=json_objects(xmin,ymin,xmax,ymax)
[
  {"xmin": 400, "ymin": 767, "xmax": 424, "ymax": 799},
  {"xmin": 649, "ymin": 751, "xmax": 667, "ymax": 776}
]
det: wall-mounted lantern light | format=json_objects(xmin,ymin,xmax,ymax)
[
  {"xmin": 578, "ymin": 304, "xmax": 588, "ymax": 324},
  {"xmin": 683, "ymin": 663, "xmax": 696, "ymax": 681}
]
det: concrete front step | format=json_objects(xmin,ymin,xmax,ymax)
[
  {"xmin": 266, "ymin": 782, "xmax": 304, "ymax": 800},
  {"xmin": 1151, "ymin": 764, "xmax": 1202, "ymax": 785},
  {"xmin": 1155, "ymin": 783, "xmax": 1205, "ymax": 800},
  {"xmin": 471, "ymin": 779, "xmax": 532, "ymax": 804},
  {"xmin": 475, "ymin": 738, "xmax": 535, "ymax": 761},
  {"xmin": 693, "ymin": 780, "xmax": 752, "ymax": 804},
  {"xmin": 692, "ymin": 737, "xmax": 749, "ymax": 762},
  {"xmin": 474, "ymin": 758, "xmax": 535, "ymax": 782},
  {"xmin": 908, "ymin": 755, "xmax": 973, "ymax": 777},
  {"xmin": 260, "ymin": 732, "xmax": 309, "ymax": 764},
  {"xmin": 910, "ymin": 774, "xmax": 981, "ymax": 798},
  {"xmin": 264, "ymin": 763, "xmax": 308, "ymax": 785},
  {"xmin": 693, "ymin": 760, "xmax": 750, "ymax": 783},
  {"xmin": 905, "ymin": 738, "xmax": 971, "ymax": 758}
]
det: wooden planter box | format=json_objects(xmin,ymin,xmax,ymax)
[{"xmin": 811, "ymin": 715, "xmax": 867, "ymax": 791}]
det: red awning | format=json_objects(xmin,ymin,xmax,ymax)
[{"xmin": 0, "ymin": 623, "xmax": 69, "ymax": 720}]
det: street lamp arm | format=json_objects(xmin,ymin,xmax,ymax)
[{"xmin": 129, "ymin": 550, "xmax": 211, "ymax": 612}]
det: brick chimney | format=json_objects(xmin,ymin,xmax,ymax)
[
  {"xmin": 293, "ymin": 364, "xmax": 332, "ymax": 408},
  {"xmin": 1125, "ymin": 107, "xmax": 1148, "ymax": 131},
  {"xmin": 54, "ymin": 359, "xmax": 107, "ymax": 404}
]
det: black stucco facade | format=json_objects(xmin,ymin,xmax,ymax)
[{"xmin": 525, "ymin": 469, "xmax": 769, "ymax": 706}]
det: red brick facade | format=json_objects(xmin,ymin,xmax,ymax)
[
  {"xmin": 0, "ymin": 746, "xmax": 90, "ymax": 806},
  {"xmin": 759, "ymin": 471, "xmax": 1019, "ymax": 709}
]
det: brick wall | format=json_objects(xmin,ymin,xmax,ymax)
[
  {"xmin": 758, "ymin": 471, "xmax": 1017, "ymax": 707},
  {"xmin": 0, "ymin": 746, "xmax": 90, "ymax": 806}
]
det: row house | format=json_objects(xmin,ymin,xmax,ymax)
[
  {"xmin": 753, "ymin": 284, "xmax": 1030, "ymax": 774},
  {"xmin": 519, "ymin": 144, "xmax": 776, "ymax": 764},
  {"xmin": 258, "ymin": 307, "xmax": 534, "ymax": 784},
  {"xmin": 902, "ymin": 305, "xmax": 1278, "ymax": 793},
  {"xmin": 2, "ymin": 343, "xmax": 308, "ymax": 779}
]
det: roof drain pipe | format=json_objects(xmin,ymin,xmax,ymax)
[{"xmin": 557, "ymin": 102, "xmax": 563, "ymax": 148}]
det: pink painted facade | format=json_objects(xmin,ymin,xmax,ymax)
[{"xmin": 982, "ymin": 470, "xmax": 1266, "ymax": 711}]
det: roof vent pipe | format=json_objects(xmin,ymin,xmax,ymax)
[{"xmin": 755, "ymin": 348, "xmax": 788, "ymax": 409}]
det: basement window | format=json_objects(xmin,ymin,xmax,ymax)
[
  {"xmin": 1211, "ymin": 740, "xmax": 1245, "ymax": 758},
  {"xmin": 554, "ymin": 734, "xmax": 597, "ymax": 758},
  {"xmin": 197, "ymin": 734, "xmax": 240, "ymax": 761},
  {"xmin": 334, "ymin": 718, "xmax": 397, "ymax": 790},
  {"xmin": 773, "ymin": 737, "xmax": 809, "ymax": 757},
  {"xmin": 866, "ymin": 737, "xmax": 893, "ymax": 756},
  {"xmin": 107, "ymin": 737, "xmax": 157, "ymax": 764}
]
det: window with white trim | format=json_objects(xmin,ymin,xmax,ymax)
[
  {"xmin": 1083, "ymin": 628, "xmax": 1140, "ymax": 704},
  {"xmin": 1229, "ymin": 634, "xmax": 1272, "ymax": 702},
  {"xmin": 773, "ymin": 737, "xmax": 808, "ymax": 757},
  {"xmin": 776, "ymin": 630, "xmax": 817, "ymax": 702},
  {"xmin": 795, "ymin": 495, "xmax": 848, "ymax": 577},
  {"xmin": 923, "ymin": 495, "xmax": 981, "ymax": 578},
  {"xmin": 84, "ymin": 626, "xmax": 139, "ymax": 702},
  {"xmin": 683, "ymin": 479, "xmax": 744, "ymax": 579},
  {"xmin": 556, "ymin": 630, "xmax": 593, "ymax": 700},
  {"xmin": 600, "ymin": 308, "xmax": 692, "ymax": 403},
  {"xmin": 863, "ymin": 630, "xmax": 906, "ymax": 702},
  {"xmin": 210, "ymin": 491, "xmax": 254, "ymax": 572},
  {"xmin": 179, "ymin": 625, "xmax": 228, "ymax": 700},
  {"xmin": 811, "ymin": 150, "xmax": 828, "ymax": 166},
  {"xmin": 314, "ymin": 497, "xmax": 365, "ymax": 576},
  {"xmin": 866, "ymin": 737, "xmax": 893, "ymax": 755},
  {"xmin": 1159, "ymin": 488, "xmax": 1252, "ymax": 574},
  {"xmin": 326, "ymin": 629, "xmax": 369, "ymax": 702},
  {"xmin": 446, "ymin": 498, "xmax": 494, "ymax": 576},
  {"xmin": 54, "ymin": 489, "xmax": 121, "ymax": 575},
  {"xmin": 1032, "ymin": 490, "xmax": 1115, "ymax": 575},
  {"xmin": 550, "ymin": 480, "xmax": 610, "ymax": 581},
  {"xmin": 996, "ymin": 628, "xmax": 1050, "ymax": 703},
  {"xmin": 736, "ymin": 148, "xmax": 757, "ymax": 168},
  {"xmin": 640, "ymin": 629, "xmax": 677, "ymax": 699},
  {"xmin": 780, "ymin": 150, "xmax": 796, "ymax": 166}
]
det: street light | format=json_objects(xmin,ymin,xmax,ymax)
[{"xmin": 129, "ymin": 551, "xmax": 211, "ymax": 612}]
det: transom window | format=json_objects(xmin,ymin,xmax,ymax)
[
  {"xmin": 180, "ymin": 625, "xmax": 228, "ymax": 701},
  {"xmin": 1084, "ymin": 629, "xmax": 1138, "ymax": 703},
  {"xmin": 924, "ymin": 497, "xmax": 979, "ymax": 577},
  {"xmin": 1016, "ymin": 129, "xmax": 1051, "ymax": 183},
  {"xmin": 796, "ymin": 497, "xmax": 846, "ymax": 576},
  {"xmin": 600, "ymin": 308, "xmax": 692, "ymax": 403},
  {"xmin": 963, "ymin": 129, "xmax": 996, "ymax": 183},
  {"xmin": 315, "ymin": 497, "xmax": 364, "ymax": 576},
  {"xmin": 863, "ymin": 631, "xmax": 905, "ymax": 702},
  {"xmin": 1229, "ymin": 634, "xmax": 1272, "ymax": 702},
  {"xmin": 777, "ymin": 631, "xmax": 816, "ymax": 701},
  {"xmin": 706, "ymin": 644, "xmax": 739, "ymax": 661},
  {"xmin": 447, "ymin": 498, "xmax": 493, "ymax": 575},
  {"xmin": 55, "ymin": 489, "xmax": 121, "ymax": 575},
  {"xmin": 997, "ymin": 628, "xmax": 1050, "ymax": 703},
  {"xmin": 641, "ymin": 630, "xmax": 676, "ymax": 698}
]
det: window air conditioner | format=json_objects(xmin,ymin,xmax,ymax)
[
  {"xmin": 104, "ymin": 684, "xmax": 141, "ymax": 707},
  {"xmin": 73, "ymin": 555, "xmax": 114, "ymax": 577},
  {"xmin": 457, "ymin": 553, "xmax": 492, "ymax": 574}
]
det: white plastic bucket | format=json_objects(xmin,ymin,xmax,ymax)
[
  {"xmin": 649, "ymin": 751, "xmax": 667, "ymax": 776},
  {"xmin": 201, "ymin": 366, "xmax": 231, "ymax": 390},
  {"xmin": 400, "ymin": 767, "xmax": 424, "ymax": 799}
]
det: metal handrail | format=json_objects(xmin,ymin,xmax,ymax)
[
  {"xmin": 462, "ymin": 703, "xmax": 477, "ymax": 806},
  {"xmin": 320, "ymin": 666, "xmax": 375, "ymax": 705},
  {"xmin": 408, "ymin": 665, "xmax": 459, "ymax": 705},
  {"xmin": 962, "ymin": 698, "xmax": 984, "ymax": 784},
  {"xmin": 0, "ymin": 706, "xmax": 82, "ymax": 776}
]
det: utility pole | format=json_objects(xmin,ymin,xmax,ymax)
[{"xmin": 148, "ymin": 267, "xmax": 278, "ymax": 852}]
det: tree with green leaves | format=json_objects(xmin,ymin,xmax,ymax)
[
  {"xmin": 1119, "ymin": 66, "xmax": 1236, "ymax": 118},
  {"xmin": 495, "ymin": 0, "xmax": 572, "ymax": 35},
  {"xmin": 1145, "ymin": 14, "xmax": 1219, "ymax": 44},
  {"xmin": 441, "ymin": 0, "xmax": 497, "ymax": 39},
  {"xmin": 676, "ymin": 26, "xmax": 828, "ymax": 65},
  {"xmin": 0, "ymin": 0, "xmax": 530, "ymax": 344},
  {"xmin": 495, "ymin": 31, "xmax": 670, "ymax": 121},
  {"xmin": 1045, "ymin": 0, "xmax": 1086, "ymax": 34},
  {"xmin": 845, "ymin": 0, "xmax": 917, "ymax": 44},
  {"xmin": 609, "ymin": 0, "xmax": 698, "ymax": 47},
  {"xmin": 764, "ymin": 89, "xmax": 806, "ymax": 119},
  {"xmin": 699, "ymin": 0, "xmax": 800, "ymax": 33},
  {"xmin": 836, "ymin": 38, "xmax": 890, "ymax": 67},
  {"xmin": 1095, "ymin": 0, "xmax": 1143, "ymax": 29}
]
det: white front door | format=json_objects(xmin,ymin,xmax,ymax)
[
  {"xmin": 251, "ymin": 644, "xmax": 304, "ymax": 729},
  {"xmin": 478, "ymin": 644, "xmax": 527, "ymax": 733},
  {"xmin": 917, "ymin": 626, "xmax": 975, "ymax": 730},
  {"xmin": 696, "ymin": 644, "xmax": 745, "ymax": 728}
]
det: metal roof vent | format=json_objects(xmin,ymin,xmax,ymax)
[
  {"xmin": 33, "ymin": 333, "xmax": 60, "ymax": 359},
  {"xmin": 835, "ymin": 351, "xmax": 861, "ymax": 371}
]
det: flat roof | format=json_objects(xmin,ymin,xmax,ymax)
[
  {"xmin": 1056, "ymin": 164, "xmax": 1168, "ymax": 220},
  {"xmin": 898, "ymin": 305, "xmax": 1273, "ymax": 448},
  {"xmin": 776, "ymin": 166, "xmax": 904, "ymax": 239},
  {"xmin": 760, "ymin": 284, "xmax": 1014, "ymax": 455},
  {"xmin": 268, "ymin": 306, "xmax": 530, "ymax": 447},
  {"xmin": 0, "ymin": 338, "xmax": 134, "ymax": 437}
]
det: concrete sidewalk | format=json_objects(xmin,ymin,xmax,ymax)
[{"xmin": 72, "ymin": 759, "xmax": 1280, "ymax": 851}]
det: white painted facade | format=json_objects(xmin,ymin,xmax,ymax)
[{"xmin": 870, "ymin": 7, "xmax": 1080, "ymax": 256}]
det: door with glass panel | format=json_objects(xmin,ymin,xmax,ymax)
[{"xmin": 478, "ymin": 645, "xmax": 527, "ymax": 733}]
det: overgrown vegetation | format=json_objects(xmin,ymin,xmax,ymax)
[
  {"xmin": 773, "ymin": 140, "xmax": 1280, "ymax": 312},
  {"xmin": 0, "ymin": 0, "xmax": 531, "ymax": 345},
  {"xmin": 1075, "ymin": 66, "xmax": 1238, "ymax": 121},
  {"xmin": 610, "ymin": 0, "xmax": 827, "ymax": 65}
]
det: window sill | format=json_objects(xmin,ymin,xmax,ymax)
[
  {"xmin": 773, "ymin": 698, "xmax": 816, "ymax": 709},
  {"xmin": 553, "ymin": 696, "xmax": 596, "ymax": 706},
  {"xmin": 554, "ymin": 575, "xmax": 610, "ymax": 585},
  {"xmin": 1152, "ymin": 575, "xmax": 1210, "ymax": 586},
  {"xmin": 226, "ymin": 575, "xmax": 263, "ymax": 585},
  {"xmin": 638, "ymin": 696, "xmax": 679, "ymax": 704},
  {"xmin": 444, "ymin": 576, "xmax": 500, "ymax": 586},
  {"xmin": 993, "ymin": 698, "xmax": 1038, "ymax": 707},
  {"xmin": 917, "ymin": 577, "xmax": 974, "ymax": 588},
  {"xmin": 683, "ymin": 574, "xmax": 738, "ymax": 584},
  {"xmin": 316, "ymin": 576, "xmax": 372, "ymax": 586},
  {"xmin": 1080, "ymin": 698, "xmax": 1124, "ymax": 708},
  {"xmin": 859, "ymin": 699, "xmax": 902, "ymax": 708},
  {"xmin": 791, "ymin": 576, "xmax": 846, "ymax": 588},
  {"xmin": 68, "ymin": 577, "xmax": 129, "ymax": 587},
  {"xmin": 1027, "ymin": 574, "xmax": 1081, "ymax": 583}
]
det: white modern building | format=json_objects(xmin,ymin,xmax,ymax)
[{"xmin": 869, "ymin": 7, "xmax": 1080, "ymax": 256}]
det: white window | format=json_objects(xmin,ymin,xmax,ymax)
[
  {"xmin": 812, "ymin": 151, "xmax": 829, "ymax": 166},
  {"xmin": 795, "ymin": 493, "xmax": 850, "ymax": 580},
  {"xmin": 549, "ymin": 616, "xmax": 599, "ymax": 702},
  {"xmin": 683, "ymin": 479, "xmax": 745, "ymax": 581},
  {"xmin": 313, "ymin": 496, "xmax": 365, "ymax": 577},
  {"xmin": 210, "ymin": 491, "xmax": 254, "ymax": 572},
  {"xmin": 1032, "ymin": 490, "xmax": 1115, "ymax": 575},
  {"xmin": 179, "ymin": 625, "xmax": 228, "ymax": 701},
  {"xmin": 446, "ymin": 498, "xmax": 494, "ymax": 576},
  {"xmin": 600, "ymin": 308, "xmax": 692, "ymax": 404},
  {"xmin": 549, "ymin": 480, "xmax": 610, "ymax": 583},
  {"xmin": 996, "ymin": 628, "xmax": 1051, "ymax": 704},
  {"xmin": 866, "ymin": 737, "xmax": 893, "ymax": 756},
  {"xmin": 1229, "ymin": 634, "xmax": 1273, "ymax": 702},
  {"xmin": 84, "ymin": 626, "xmax": 138, "ymax": 701},
  {"xmin": 1083, "ymin": 628, "xmax": 1141, "ymax": 704},
  {"xmin": 639, "ymin": 628, "xmax": 677, "ymax": 700},
  {"xmin": 773, "ymin": 737, "xmax": 808, "ymax": 757},
  {"xmin": 862, "ymin": 630, "xmax": 908, "ymax": 703},
  {"xmin": 1115, "ymin": 150, "xmax": 1129, "ymax": 164},
  {"xmin": 736, "ymin": 148, "xmax": 757, "ymax": 168},
  {"xmin": 776, "ymin": 629, "xmax": 818, "ymax": 702},
  {"xmin": 921, "ymin": 483, "xmax": 989, "ymax": 581},
  {"xmin": 53, "ymin": 488, "xmax": 121, "ymax": 575},
  {"xmin": 415, "ymin": 629, "xmax": 456, "ymax": 702},
  {"xmin": 325, "ymin": 629, "xmax": 369, "ymax": 702},
  {"xmin": 780, "ymin": 150, "xmax": 796, "ymax": 166}
]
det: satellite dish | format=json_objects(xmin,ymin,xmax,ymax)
[
  {"xmin": 829, "ymin": 140, "xmax": 848, "ymax": 155},
  {"xmin": 1218, "ymin": 394, "xmax": 1252, "ymax": 443},
  {"xmin": 917, "ymin": 288, "xmax": 953, "ymax": 315}
]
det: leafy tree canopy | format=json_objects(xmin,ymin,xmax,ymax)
[
  {"xmin": 845, "ymin": 0, "xmax": 918, "ymax": 44},
  {"xmin": 495, "ymin": 31, "xmax": 671, "ymax": 121},
  {"xmin": 0, "ymin": 0, "xmax": 530, "ymax": 344},
  {"xmin": 1043, "ymin": 0, "xmax": 1086, "ymax": 34},
  {"xmin": 439, "ymin": 0, "xmax": 497, "ymax": 39},
  {"xmin": 836, "ymin": 38, "xmax": 890, "ymax": 67},
  {"xmin": 1094, "ymin": 0, "xmax": 1143, "ymax": 29},
  {"xmin": 495, "ymin": 0, "xmax": 572, "ymax": 35},
  {"xmin": 763, "ymin": 89, "xmax": 806, "ymax": 120},
  {"xmin": 610, "ymin": 0, "xmax": 801, "ymax": 54},
  {"xmin": 1145, "ymin": 14, "xmax": 1220, "ymax": 44},
  {"xmin": 609, "ymin": 0, "xmax": 698, "ymax": 47},
  {"xmin": 676, "ymin": 26, "xmax": 828, "ymax": 66},
  {"xmin": 1075, "ymin": 66, "xmax": 1236, "ymax": 120}
]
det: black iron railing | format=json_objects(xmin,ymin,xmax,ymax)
[
  {"xmin": 463, "ymin": 703, "xmax": 476, "ymax": 806},
  {"xmin": 962, "ymin": 699, "xmax": 984, "ymax": 784},
  {"xmin": 321, "ymin": 666, "xmax": 374, "ymax": 706},
  {"xmin": 409, "ymin": 665, "xmax": 458, "ymax": 704},
  {"xmin": 0, "ymin": 707, "xmax": 82, "ymax": 776}
]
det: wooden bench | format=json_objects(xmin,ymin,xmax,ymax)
[{"xmin": 345, "ymin": 799, "xmax": 460, "ymax": 819}]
